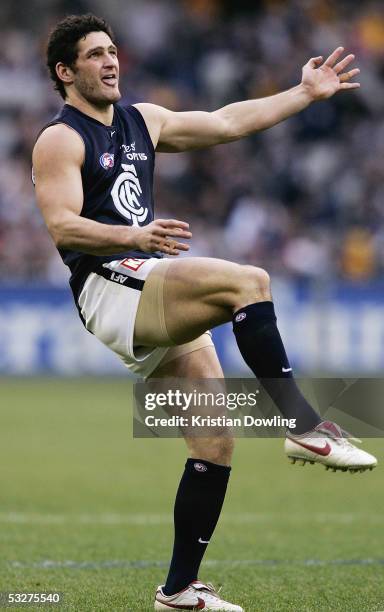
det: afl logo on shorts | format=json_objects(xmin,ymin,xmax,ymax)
[
  {"xmin": 99, "ymin": 152, "xmax": 115, "ymax": 169},
  {"xmin": 194, "ymin": 462, "xmax": 208, "ymax": 473}
]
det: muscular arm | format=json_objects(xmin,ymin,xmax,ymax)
[
  {"xmin": 135, "ymin": 47, "xmax": 360, "ymax": 152},
  {"xmin": 32, "ymin": 124, "xmax": 191, "ymax": 256},
  {"xmin": 136, "ymin": 86, "xmax": 311, "ymax": 152}
]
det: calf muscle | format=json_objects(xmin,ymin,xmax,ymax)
[{"xmin": 150, "ymin": 346, "xmax": 233, "ymax": 466}]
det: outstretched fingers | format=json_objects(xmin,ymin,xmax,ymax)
[
  {"xmin": 339, "ymin": 81, "xmax": 361, "ymax": 90},
  {"xmin": 334, "ymin": 53, "xmax": 355, "ymax": 74},
  {"xmin": 339, "ymin": 67, "xmax": 360, "ymax": 82},
  {"xmin": 161, "ymin": 240, "xmax": 190, "ymax": 255},
  {"xmin": 324, "ymin": 46, "xmax": 345, "ymax": 67},
  {"xmin": 154, "ymin": 220, "xmax": 192, "ymax": 240},
  {"xmin": 323, "ymin": 47, "xmax": 360, "ymax": 90},
  {"xmin": 154, "ymin": 219, "xmax": 192, "ymax": 255},
  {"xmin": 338, "ymin": 67, "xmax": 360, "ymax": 89},
  {"xmin": 157, "ymin": 218, "xmax": 190, "ymax": 230}
]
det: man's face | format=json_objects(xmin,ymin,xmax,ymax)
[{"xmin": 70, "ymin": 31, "xmax": 121, "ymax": 106}]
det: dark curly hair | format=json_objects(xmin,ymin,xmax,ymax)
[{"xmin": 46, "ymin": 13, "xmax": 116, "ymax": 100}]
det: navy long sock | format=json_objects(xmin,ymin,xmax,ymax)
[
  {"xmin": 163, "ymin": 459, "xmax": 231, "ymax": 596},
  {"xmin": 233, "ymin": 301, "xmax": 320, "ymax": 434}
]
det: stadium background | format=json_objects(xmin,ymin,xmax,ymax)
[
  {"xmin": 1, "ymin": 2, "xmax": 384, "ymax": 611},
  {"xmin": 1, "ymin": 0, "xmax": 384, "ymax": 375}
]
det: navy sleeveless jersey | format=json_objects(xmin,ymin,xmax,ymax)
[{"xmin": 39, "ymin": 103, "xmax": 160, "ymax": 300}]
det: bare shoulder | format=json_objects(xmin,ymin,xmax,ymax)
[
  {"xmin": 133, "ymin": 102, "xmax": 170, "ymax": 122},
  {"xmin": 133, "ymin": 102, "xmax": 170, "ymax": 148},
  {"xmin": 33, "ymin": 123, "xmax": 85, "ymax": 169}
]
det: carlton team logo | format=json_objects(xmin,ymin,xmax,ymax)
[
  {"xmin": 111, "ymin": 163, "xmax": 148, "ymax": 225},
  {"xmin": 99, "ymin": 152, "xmax": 115, "ymax": 169}
]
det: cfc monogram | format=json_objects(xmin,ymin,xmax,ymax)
[{"xmin": 111, "ymin": 164, "xmax": 149, "ymax": 225}]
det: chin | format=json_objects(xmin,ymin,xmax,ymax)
[
  {"xmin": 102, "ymin": 88, "xmax": 121, "ymax": 104},
  {"xmin": 110, "ymin": 90, "xmax": 122, "ymax": 103},
  {"xmin": 87, "ymin": 90, "xmax": 121, "ymax": 108}
]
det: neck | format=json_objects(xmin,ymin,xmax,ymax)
[{"xmin": 65, "ymin": 91, "xmax": 114, "ymax": 125}]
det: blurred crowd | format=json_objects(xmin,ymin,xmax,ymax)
[{"xmin": 1, "ymin": 0, "xmax": 384, "ymax": 285}]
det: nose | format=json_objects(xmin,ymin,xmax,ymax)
[{"xmin": 104, "ymin": 53, "xmax": 118, "ymax": 69}]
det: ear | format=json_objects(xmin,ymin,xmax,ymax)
[{"xmin": 55, "ymin": 62, "xmax": 75, "ymax": 86}]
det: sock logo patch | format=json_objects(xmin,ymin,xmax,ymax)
[
  {"xmin": 235, "ymin": 312, "xmax": 247, "ymax": 322},
  {"xmin": 193, "ymin": 462, "xmax": 207, "ymax": 472}
]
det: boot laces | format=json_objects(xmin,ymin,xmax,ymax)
[
  {"xmin": 316, "ymin": 424, "xmax": 361, "ymax": 447},
  {"xmin": 193, "ymin": 582, "xmax": 223, "ymax": 602}
]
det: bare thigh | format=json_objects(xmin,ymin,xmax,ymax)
[
  {"xmin": 150, "ymin": 345, "xmax": 234, "ymax": 466},
  {"xmin": 135, "ymin": 256, "xmax": 271, "ymax": 346}
]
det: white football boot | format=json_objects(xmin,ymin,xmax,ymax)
[
  {"xmin": 154, "ymin": 581, "xmax": 243, "ymax": 611},
  {"xmin": 285, "ymin": 420, "xmax": 377, "ymax": 473}
]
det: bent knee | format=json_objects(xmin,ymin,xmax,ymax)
[
  {"xmin": 242, "ymin": 265, "xmax": 271, "ymax": 293},
  {"xmin": 232, "ymin": 265, "xmax": 271, "ymax": 309}
]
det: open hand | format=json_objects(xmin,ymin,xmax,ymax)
[
  {"xmin": 131, "ymin": 219, "xmax": 192, "ymax": 256},
  {"xmin": 301, "ymin": 47, "xmax": 360, "ymax": 101}
]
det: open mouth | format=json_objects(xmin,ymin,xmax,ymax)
[{"xmin": 101, "ymin": 75, "xmax": 118, "ymax": 87}]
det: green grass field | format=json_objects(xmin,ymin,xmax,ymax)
[{"xmin": 1, "ymin": 379, "xmax": 383, "ymax": 612}]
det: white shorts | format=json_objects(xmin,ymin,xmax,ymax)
[{"xmin": 78, "ymin": 258, "xmax": 213, "ymax": 378}]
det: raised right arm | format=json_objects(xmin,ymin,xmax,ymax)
[{"xmin": 32, "ymin": 124, "xmax": 191, "ymax": 256}]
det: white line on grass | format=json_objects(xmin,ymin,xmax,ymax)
[
  {"xmin": 9, "ymin": 559, "xmax": 384, "ymax": 570},
  {"xmin": 0, "ymin": 512, "xmax": 383, "ymax": 525}
]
